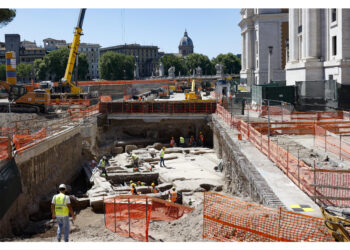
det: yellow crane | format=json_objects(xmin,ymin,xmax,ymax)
[{"xmin": 59, "ymin": 8, "xmax": 86, "ymax": 94}]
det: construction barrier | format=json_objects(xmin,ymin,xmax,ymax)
[
  {"xmin": 0, "ymin": 137, "xmax": 9, "ymax": 161},
  {"xmin": 68, "ymin": 104, "xmax": 100, "ymax": 120},
  {"xmin": 50, "ymin": 98, "xmax": 90, "ymax": 106},
  {"xmin": 99, "ymin": 101, "xmax": 217, "ymax": 114},
  {"xmin": 12, "ymin": 128, "xmax": 47, "ymax": 154},
  {"xmin": 203, "ymin": 192, "xmax": 334, "ymax": 242},
  {"xmin": 104, "ymin": 195, "xmax": 193, "ymax": 242},
  {"xmin": 216, "ymin": 103, "xmax": 350, "ymax": 207}
]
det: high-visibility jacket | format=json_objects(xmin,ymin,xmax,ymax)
[
  {"xmin": 54, "ymin": 193, "xmax": 69, "ymax": 216},
  {"xmin": 160, "ymin": 149, "xmax": 165, "ymax": 158},
  {"xmin": 151, "ymin": 187, "xmax": 158, "ymax": 193},
  {"xmin": 199, "ymin": 134, "xmax": 204, "ymax": 142},
  {"xmin": 180, "ymin": 137, "xmax": 185, "ymax": 144},
  {"xmin": 170, "ymin": 191, "xmax": 177, "ymax": 202},
  {"xmin": 130, "ymin": 187, "xmax": 137, "ymax": 195},
  {"xmin": 99, "ymin": 159, "xmax": 106, "ymax": 168}
]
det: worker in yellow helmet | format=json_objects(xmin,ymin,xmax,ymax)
[
  {"xmin": 150, "ymin": 183, "xmax": 159, "ymax": 193},
  {"xmin": 131, "ymin": 153, "xmax": 139, "ymax": 168},
  {"xmin": 51, "ymin": 184, "xmax": 76, "ymax": 242},
  {"xmin": 160, "ymin": 146, "xmax": 166, "ymax": 168}
]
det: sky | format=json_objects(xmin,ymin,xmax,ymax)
[{"xmin": 0, "ymin": 8, "xmax": 242, "ymax": 59}]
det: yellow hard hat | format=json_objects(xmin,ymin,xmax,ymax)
[
  {"xmin": 130, "ymin": 180, "xmax": 133, "ymax": 184},
  {"xmin": 163, "ymin": 146, "xmax": 166, "ymax": 149},
  {"xmin": 172, "ymin": 186, "xmax": 176, "ymax": 190},
  {"xmin": 151, "ymin": 183, "xmax": 155, "ymax": 186}
]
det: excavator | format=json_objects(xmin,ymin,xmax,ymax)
[
  {"xmin": 321, "ymin": 206, "xmax": 350, "ymax": 241},
  {"xmin": 0, "ymin": 52, "xmax": 50, "ymax": 113},
  {"xmin": 52, "ymin": 8, "xmax": 87, "ymax": 98}
]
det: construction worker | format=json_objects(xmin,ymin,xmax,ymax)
[
  {"xmin": 189, "ymin": 136, "xmax": 196, "ymax": 147},
  {"xmin": 199, "ymin": 132, "xmax": 204, "ymax": 147},
  {"xmin": 129, "ymin": 180, "xmax": 134, "ymax": 186},
  {"xmin": 150, "ymin": 183, "xmax": 159, "ymax": 193},
  {"xmin": 170, "ymin": 137, "xmax": 176, "ymax": 147},
  {"xmin": 168, "ymin": 187, "xmax": 178, "ymax": 202},
  {"xmin": 160, "ymin": 146, "xmax": 166, "ymax": 168},
  {"xmin": 137, "ymin": 180, "xmax": 145, "ymax": 186},
  {"xmin": 179, "ymin": 136, "xmax": 185, "ymax": 147},
  {"xmin": 51, "ymin": 184, "xmax": 76, "ymax": 242},
  {"xmin": 130, "ymin": 183, "xmax": 138, "ymax": 195},
  {"xmin": 132, "ymin": 153, "xmax": 139, "ymax": 168},
  {"xmin": 98, "ymin": 156, "xmax": 108, "ymax": 177}
]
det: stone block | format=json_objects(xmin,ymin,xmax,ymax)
[{"xmin": 125, "ymin": 145, "xmax": 138, "ymax": 153}]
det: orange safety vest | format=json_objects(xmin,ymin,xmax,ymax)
[
  {"xmin": 152, "ymin": 187, "xmax": 158, "ymax": 193},
  {"xmin": 170, "ymin": 191, "xmax": 177, "ymax": 202},
  {"xmin": 131, "ymin": 187, "xmax": 137, "ymax": 195},
  {"xmin": 199, "ymin": 134, "xmax": 204, "ymax": 142}
]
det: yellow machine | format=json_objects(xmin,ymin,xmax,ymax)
[
  {"xmin": 58, "ymin": 8, "xmax": 86, "ymax": 95},
  {"xmin": 0, "ymin": 52, "xmax": 50, "ymax": 113},
  {"xmin": 185, "ymin": 80, "xmax": 201, "ymax": 100},
  {"xmin": 321, "ymin": 206, "xmax": 350, "ymax": 241}
]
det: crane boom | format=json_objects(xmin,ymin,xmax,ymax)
[{"xmin": 61, "ymin": 8, "xmax": 86, "ymax": 94}]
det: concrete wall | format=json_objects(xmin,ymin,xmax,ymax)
[
  {"xmin": 0, "ymin": 127, "xmax": 82, "ymax": 238},
  {"xmin": 211, "ymin": 115, "xmax": 284, "ymax": 207}
]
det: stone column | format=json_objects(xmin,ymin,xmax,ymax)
[
  {"xmin": 247, "ymin": 26, "xmax": 255, "ymax": 69},
  {"xmin": 242, "ymin": 32, "xmax": 246, "ymax": 70},
  {"xmin": 289, "ymin": 9, "xmax": 299, "ymax": 61},
  {"xmin": 305, "ymin": 9, "xmax": 320, "ymax": 60}
]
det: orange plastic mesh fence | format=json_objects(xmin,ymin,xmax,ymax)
[
  {"xmin": 203, "ymin": 192, "xmax": 334, "ymax": 242},
  {"xmin": 12, "ymin": 128, "xmax": 46, "ymax": 153},
  {"xmin": 104, "ymin": 195, "xmax": 193, "ymax": 241},
  {"xmin": 0, "ymin": 137, "xmax": 9, "ymax": 161},
  {"xmin": 68, "ymin": 104, "xmax": 100, "ymax": 120}
]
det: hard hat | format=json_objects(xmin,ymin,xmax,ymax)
[
  {"xmin": 132, "ymin": 183, "xmax": 136, "ymax": 187},
  {"xmin": 130, "ymin": 180, "xmax": 133, "ymax": 184},
  {"xmin": 163, "ymin": 146, "xmax": 166, "ymax": 149},
  {"xmin": 151, "ymin": 183, "xmax": 155, "ymax": 186},
  {"xmin": 59, "ymin": 184, "xmax": 66, "ymax": 190},
  {"xmin": 200, "ymin": 131, "xmax": 202, "ymax": 134},
  {"xmin": 172, "ymin": 186, "xmax": 176, "ymax": 190}
]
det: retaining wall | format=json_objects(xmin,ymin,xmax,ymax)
[{"xmin": 0, "ymin": 126, "xmax": 82, "ymax": 238}]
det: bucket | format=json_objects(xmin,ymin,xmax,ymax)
[{"xmin": 237, "ymin": 133, "xmax": 242, "ymax": 140}]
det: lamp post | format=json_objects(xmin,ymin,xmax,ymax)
[{"xmin": 268, "ymin": 46, "xmax": 273, "ymax": 84}]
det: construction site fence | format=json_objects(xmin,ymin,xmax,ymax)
[
  {"xmin": 99, "ymin": 101, "xmax": 217, "ymax": 114},
  {"xmin": 216, "ymin": 103, "xmax": 350, "ymax": 207},
  {"xmin": 0, "ymin": 104, "xmax": 100, "ymax": 161},
  {"xmin": 203, "ymin": 192, "xmax": 334, "ymax": 242},
  {"xmin": 50, "ymin": 98, "xmax": 91, "ymax": 106},
  {"xmin": 104, "ymin": 195, "xmax": 193, "ymax": 242}
]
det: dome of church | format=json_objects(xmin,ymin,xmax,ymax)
[{"xmin": 179, "ymin": 30, "xmax": 193, "ymax": 47}]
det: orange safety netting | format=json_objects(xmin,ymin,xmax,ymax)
[
  {"xmin": 12, "ymin": 128, "xmax": 46, "ymax": 153},
  {"xmin": 216, "ymin": 103, "xmax": 350, "ymax": 207},
  {"xmin": 203, "ymin": 192, "xmax": 334, "ymax": 242},
  {"xmin": 50, "ymin": 99, "xmax": 90, "ymax": 106},
  {"xmin": 0, "ymin": 137, "xmax": 9, "ymax": 161},
  {"xmin": 68, "ymin": 104, "xmax": 100, "ymax": 119},
  {"xmin": 100, "ymin": 96, "xmax": 112, "ymax": 102},
  {"xmin": 104, "ymin": 195, "xmax": 193, "ymax": 242}
]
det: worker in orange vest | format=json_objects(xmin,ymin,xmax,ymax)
[
  {"xmin": 168, "ymin": 187, "xmax": 178, "ymax": 202},
  {"xmin": 130, "ymin": 183, "xmax": 138, "ymax": 195},
  {"xmin": 199, "ymin": 131, "xmax": 204, "ymax": 147},
  {"xmin": 170, "ymin": 137, "xmax": 176, "ymax": 147},
  {"xmin": 150, "ymin": 183, "xmax": 159, "ymax": 193}
]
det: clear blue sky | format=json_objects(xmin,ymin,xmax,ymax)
[{"xmin": 0, "ymin": 8, "xmax": 242, "ymax": 59}]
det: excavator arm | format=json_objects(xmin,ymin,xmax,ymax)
[{"xmin": 61, "ymin": 8, "xmax": 86, "ymax": 94}]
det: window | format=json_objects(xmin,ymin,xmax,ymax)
[
  {"xmin": 331, "ymin": 9, "xmax": 337, "ymax": 22},
  {"xmin": 332, "ymin": 36, "xmax": 337, "ymax": 56}
]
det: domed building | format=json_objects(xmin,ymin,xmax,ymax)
[{"xmin": 178, "ymin": 30, "xmax": 194, "ymax": 57}]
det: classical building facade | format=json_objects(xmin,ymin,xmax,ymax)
[
  {"xmin": 100, "ymin": 44, "xmax": 159, "ymax": 77},
  {"xmin": 0, "ymin": 34, "xmax": 45, "ymax": 65},
  {"xmin": 286, "ymin": 9, "xmax": 350, "ymax": 85},
  {"xmin": 239, "ymin": 9, "xmax": 289, "ymax": 86},
  {"xmin": 178, "ymin": 30, "xmax": 194, "ymax": 57},
  {"xmin": 43, "ymin": 38, "xmax": 67, "ymax": 52}
]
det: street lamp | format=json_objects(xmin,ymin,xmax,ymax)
[{"xmin": 268, "ymin": 46, "xmax": 273, "ymax": 84}]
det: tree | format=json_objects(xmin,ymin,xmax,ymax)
[
  {"xmin": 0, "ymin": 64, "xmax": 5, "ymax": 81},
  {"xmin": 160, "ymin": 55, "xmax": 187, "ymax": 76},
  {"xmin": 33, "ymin": 58, "xmax": 48, "ymax": 81},
  {"xmin": 17, "ymin": 63, "xmax": 33, "ymax": 83},
  {"xmin": 45, "ymin": 48, "xmax": 89, "ymax": 81},
  {"xmin": 0, "ymin": 9, "xmax": 16, "ymax": 28},
  {"xmin": 99, "ymin": 51, "xmax": 134, "ymax": 80},
  {"xmin": 185, "ymin": 53, "xmax": 215, "ymax": 75},
  {"xmin": 212, "ymin": 53, "xmax": 241, "ymax": 74}
]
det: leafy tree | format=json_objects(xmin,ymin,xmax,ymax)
[
  {"xmin": 185, "ymin": 53, "xmax": 215, "ymax": 75},
  {"xmin": 0, "ymin": 64, "xmax": 5, "ymax": 81},
  {"xmin": 160, "ymin": 55, "xmax": 187, "ymax": 76},
  {"xmin": 45, "ymin": 48, "xmax": 89, "ymax": 81},
  {"xmin": 33, "ymin": 58, "xmax": 48, "ymax": 81},
  {"xmin": 0, "ymin": 9, "xmax": 16, "ymax": 28},
  {"xmin": 212, "ymin": 53, "xmax": 241, "ymax": 74},
  {"xmin": 99, "ymin": 51, "xmax": 134, "ymax": 80},
  {"xmin": 17, "ymin": 63, "xmax": 33, "ymax": 82}
]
